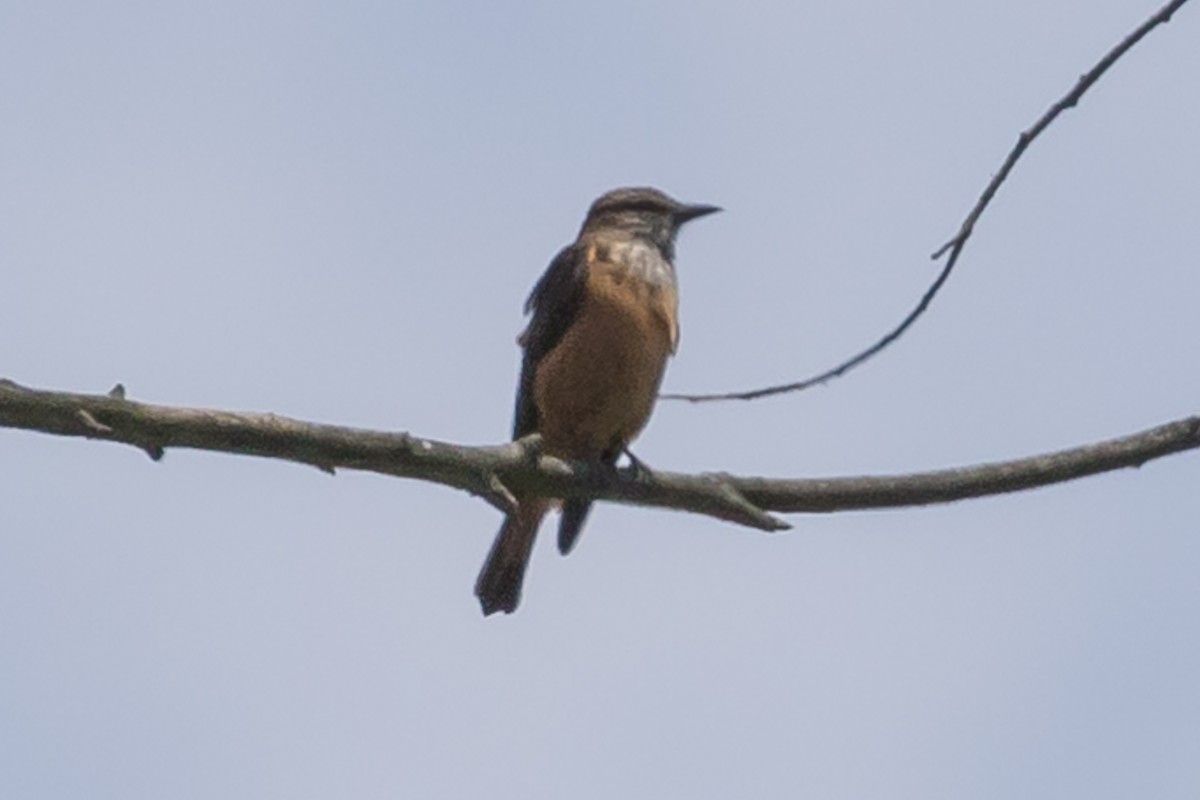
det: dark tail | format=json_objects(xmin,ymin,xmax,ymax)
[
  {"xmin": 557, "ymin": 499, "xmax": 593, "ymax": 555},
  {"xmin": 558, "ymin": 447, "xmax": 620, "ymax": 555},
  {"xmin": 475, "ymin": 501, "xmax": 547, "ymax": 616}
]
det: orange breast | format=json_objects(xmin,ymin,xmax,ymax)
[{"xmin": 532, "ymin": 259, "xmax": 678, "ymax": 460}]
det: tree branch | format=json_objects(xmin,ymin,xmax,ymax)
[
  {"xmin": 663, "ymin": 0, "xmax": 1191, "ymax": 403},
  {"xmin": 4, "ymin": 379, "xmax": 1197, "ymax": 529}
]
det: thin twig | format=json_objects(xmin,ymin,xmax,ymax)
[{"xmin": 664, "ymin": 0, "xmax": 1190, "ymax": 403}]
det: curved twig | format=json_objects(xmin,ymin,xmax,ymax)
[{"xmin": 664, "ymin": 0, "xmax": 1191, "ymax": 403}]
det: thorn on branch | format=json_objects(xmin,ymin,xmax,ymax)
[
  {"xmin": 143, "ymin": 444, "xmax": 165, "ymax": 462},
  {"xmin": 706, "ymin": 473, "xmax": 792, "ymax": 532},
  {"xmin": 76, "ymin": 409, "xmax": 112, "ymax": 434},
  {"xmin": 931, "ymin": 237, "xmax": 958, "ymax": 260},
  {"xmin": 622, "ymin": 446, "xmax": 654, "ymax": 479},
  {"xmin": 473, "ymin": 472, "xmax": 519, "ymax": 515},
  {"xmin": 108, "ymin": 383, "xmax": 126, "ymax": 400}
]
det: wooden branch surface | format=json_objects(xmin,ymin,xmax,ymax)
[{"xmin": 4, "ymin": 379, "xmax": 1197, "ymax": 531}]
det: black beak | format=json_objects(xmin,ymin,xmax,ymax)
[{"xmin": 674, "ymin": 203, "xmax": 722, "ymax": 225}]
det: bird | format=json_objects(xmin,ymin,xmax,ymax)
[{"xmin": 474, "ymin": 186, "xmax": 721, "ymax": 615}]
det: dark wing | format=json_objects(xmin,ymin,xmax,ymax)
[{"xmin": 512, "ymin": 244, "xmax": 588, "ymax": 439}]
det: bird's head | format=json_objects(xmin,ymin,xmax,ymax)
[{"xmin": 581, "ymin": 187, "xmax": 721, "ymax": 258}]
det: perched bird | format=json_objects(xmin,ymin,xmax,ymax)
[{"xmin": 475, "ymin": 187, "xmax": 720, "ymax": 615}]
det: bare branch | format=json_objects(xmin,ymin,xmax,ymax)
[
  {"xmin": 3, "ymin": 379, "xmax": 1197, "ymax": 528},
  {"xmin": 664, "ymin": 0, "xmax": 1191, "ymax": 403}
]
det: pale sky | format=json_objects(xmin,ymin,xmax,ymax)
[{"xmin": 2, "ymin": 2, "xmax": 1198, "ymax": 798}]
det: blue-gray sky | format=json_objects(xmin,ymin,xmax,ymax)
[{"xmin": 2, "ymin": 2, "xmax": 1198, "ymax": 797}]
